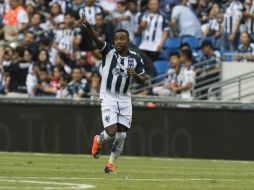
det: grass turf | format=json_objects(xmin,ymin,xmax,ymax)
[{"xmin": 0, "ymin": 152, "xmax": 254, "ymax": 190}]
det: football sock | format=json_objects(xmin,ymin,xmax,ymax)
[
  {"xmin": 108, "ymin": 132, "xmax": 127, "ymax": 165},
  {"xmin": 98, "ymin": 130, "xmax": 114, "ymax": 144}
]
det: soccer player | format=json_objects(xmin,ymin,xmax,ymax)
[{"xmin": 79, "ymin": 15, "xmax": 146, "ymax": 174}]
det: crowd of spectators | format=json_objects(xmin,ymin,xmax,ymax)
[{"xmin": 0, "ymin": 0, "xmax": 253, "ymax": 100}]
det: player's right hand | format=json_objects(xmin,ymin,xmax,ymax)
[{"xmin": 79, "ymin": 14, "xmax": 89, "ymax": 26}]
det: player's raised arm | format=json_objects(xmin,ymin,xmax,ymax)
[{"xmin": 79, "ymin": 14, "xmax": 105, "ymax": 50}]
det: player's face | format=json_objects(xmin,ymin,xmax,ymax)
[{"xmin": 114, "ymin": 32, "xmax": 129, "ymax": 52}]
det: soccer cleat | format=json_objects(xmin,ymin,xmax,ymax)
[
  {"xmin": 104, "ymin": 163, "xmax": 117, "ymax": 174},
  {"xmin": 92, "ymin": 135, "xmax": 101, "ymax": 159}
]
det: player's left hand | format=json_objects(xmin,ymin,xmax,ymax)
[{"xmin": 127, "ymin": 68, "xmax": 137, "ymax": 76}]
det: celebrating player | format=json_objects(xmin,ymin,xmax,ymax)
[{"xmin": 79, "ymin": 15, "xmax": 146, "ymax": 174}]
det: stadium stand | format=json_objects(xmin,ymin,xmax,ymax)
[{"xmin": 0, "ymin": 0, "xmax": 254, "ymax": 101}]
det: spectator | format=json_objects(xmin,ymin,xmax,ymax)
[
  {"xmin": 26, "ymin": 64, "xmax": 39, "ymax": 97},
  {"xmin": 55, "ymin": 52, "xmax": 72, "ymax": 75},
  {"xmin": 27, "ymin": 13, "xmax": 44, "ymax": 41},
  {"xmin": 128, "ymin": 0, "xmax": 143, "ymax": 47},
  {"xmin": 53, "ymin": 13, "xmax": 78, "ymax": 55},
  {"xmin": 36, "ymin": 67, "xmax": 53, "ymax": 97},
  {"xmin": 79, "ymin": 0, "xmax": 103, "ymax": 25},
  {"xmin": 63, "ymin": 66, "xmax": 90, "ymax": 98},
  {"xmin": 0, "ymin": 46, "xmax": 15, "ymax": 94},
  {"xmin": 21, "ymin": 31, "xmax": 39, "ymax": 61},
  {"xmin": 36, "ymin": 49, "xmax": 53, "ymax": 74},
  {"xmin": 90, "ymin": 71, "xmax": 101, "ymax": 96},
  {"xmin": 39, "ymin": 65, "xmax": 65, "ymax": 96},
  {"xmin": 49, "ymin": 0, "xmax": 72, "ymax": 14},
  {"xmin": 180, "ymin": 42, "xmax": 199, "ymax": 64},
  {"xmin": 152, "ymin": 51, "xmax": 181, "ymax": 96},
  {"xmin": 195, "ymin": 40, "xmax": 221, "ymax": 99},
  {"xmin": 112, "ymin": 1, "xmax": 133, "ymax": 40},
  {"xmin": 56, "ymin": 74, "xmax": 71, "ymax": 98},
  {"xmin": 2, "ymin": 0, "xmax": 29, "ymax": 41},
  {"xmin": 25, "ymin": 1, "xmax": 36, "ymax": 20},
  {"xmin": 243, "ymin": 0, "xmax": 254, "ymax": 40},
  {"xmin": 171, "ymin": 49, "xmax": 196, "ymax": 100},
  {"xmin": 3, "ymin": 47, "xmax": 30, "ymax": 96},
  {"xmin": 171, "ymin": 0, "xmax": 202, "ymax": 38},
  {"xmin": 221, "ymin": 0, "xmax": 243, "ymax": 52},
  {"xmin": 235, "ymin": 31, "xmax": 254, "ymax": 62},
  {"xmin": 94, "ymin": 13, "xmax": 114, "ymax": 44},
  {"xmin": 202, "ymin": 3, "xmax": 223, "ymax": 49},
  {"xmin": 139, "ymin": 0, "xmax": 169, "ymax": 61}
]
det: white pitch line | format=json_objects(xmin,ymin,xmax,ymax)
[
  {"xmin": 0, "ymin": 179, "xmax": 95, "ymax": 190},
  {"xmin": 0, "ymin": 176, "xmax": 242, "ymax": 182}
]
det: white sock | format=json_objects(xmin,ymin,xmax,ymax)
[
  {"xmin": 98, "ymin": 130, "xmax": 114, "ymax": 145},
  {"xmin": 108, "ymin": 132, "xmax": 127, "ymax": 165}
]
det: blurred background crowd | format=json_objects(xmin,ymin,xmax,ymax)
[{"xmin": 0, "ymin": 0, "xmax": 252, "ymax": 100}]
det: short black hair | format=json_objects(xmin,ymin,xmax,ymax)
[
  {"xmin": 181, "ymin": 49, "xmax": 193, "ymax": 61},
  {"xmin": 169, "ymin": 51, "xmax": 180, "ymax": 58},
  {"xmin": 201, "ymin": 40, "xmax": 213, "ymax": 49},
  {"xmin": 117, "ymin": 1, "xmax": 127, "ymax": 6},
  {"xmin": 180, "ymin": 42, "xmax": 190, "ymax": 49},
  {"xmin": 115, "ymin": 29, "xmax": 129, "ymax": 39},
  {"xmin": 95, "ymin": 13, "xmax": 105, "ymax": 18},
  {"xmin": 72, "ymin": 65, "xmax": 82, "ymax": 71},
  {"xmin": 62, "ymin": 74, "xmax": 71, "ymax": 82},
  {"xmin": 15, "ymin": 46, "xmax": 25, "ymax": 58}
]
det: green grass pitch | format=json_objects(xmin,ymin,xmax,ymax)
[{"xmin": 0, "ymin": 152, "xmax": 254, "ymax": 190}]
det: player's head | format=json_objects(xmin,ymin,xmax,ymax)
[
  {"xmin": 114, "ymin": 29, "xmax": 130, "ymax": 53},
  {"xmin": 169, "ymin": 51, "xmax": 180, "ymax": 67}
]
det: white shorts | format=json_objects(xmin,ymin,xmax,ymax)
[{"xmin": 101, "ymin": 99, "xmax": 132, "ymax": 129}]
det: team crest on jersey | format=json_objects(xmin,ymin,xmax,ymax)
[{"xmin": 105, "ymin": 115, "xmax": 110, "ymax": 123}]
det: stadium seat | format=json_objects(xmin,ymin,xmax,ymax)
[
  {"xmin": 160, "ymin": 37, "xmax": 181, "ymax": 59},
  {"xmin": 165, "ymin": 37, "xmax": 181, "ymax": 49},
  {"xmin": 153, "ymin": 60, "xmax": 170, "ymax": 82},
  {"xmin": 181, "ymin": 36, "xmax": 200, "ymax": 50}
]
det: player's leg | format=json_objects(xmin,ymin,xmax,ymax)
[
  {"xmin": 105, "ymin": 102, "xmax": 132, "ymax": 174},
  {"xmin": 105, "ymin": 124, "xmax": 128, "ymax": 173},
  {"xmin": 92, "ymin": 101, "xmax": 118, "ymax": 158}
]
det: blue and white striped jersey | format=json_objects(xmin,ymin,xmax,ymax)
[{"xmin": 99, "ymin": 42, "xmax": 145, "ymax": 101}]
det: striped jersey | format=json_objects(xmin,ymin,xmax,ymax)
[
  {"xmin": 79, "ymin": 5, "xmax": 103, "ymax": 25},
  {"xmin": 245, "ymin": 4, "xmax": 254, "ymax": 34},
  {"xmin": 223, "ymin": 0, "xmax": 243, "ymax": 34},
  {"xmin": 54, "ymin": 28, "xmax": 78, "ymax": 54},
  {"xmin": 99, "ymin": 42, "xmax": 145, "ymax": 101},
  {"xmin": 139, "ymin": 12, "xmax": 169, "ymax": 52}
]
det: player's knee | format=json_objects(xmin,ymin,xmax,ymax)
[{"xmin": 105, "ymin": 126, "xmax": 117, "ymax": 137}]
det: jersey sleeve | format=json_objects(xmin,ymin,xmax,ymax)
[
  {"xmin": 135, "ymin": 55, "xmax": 145, "ymax": 75},
  {"xmin": 98, "ymin": 41, "xmax": 114, "ymax": 57}
]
